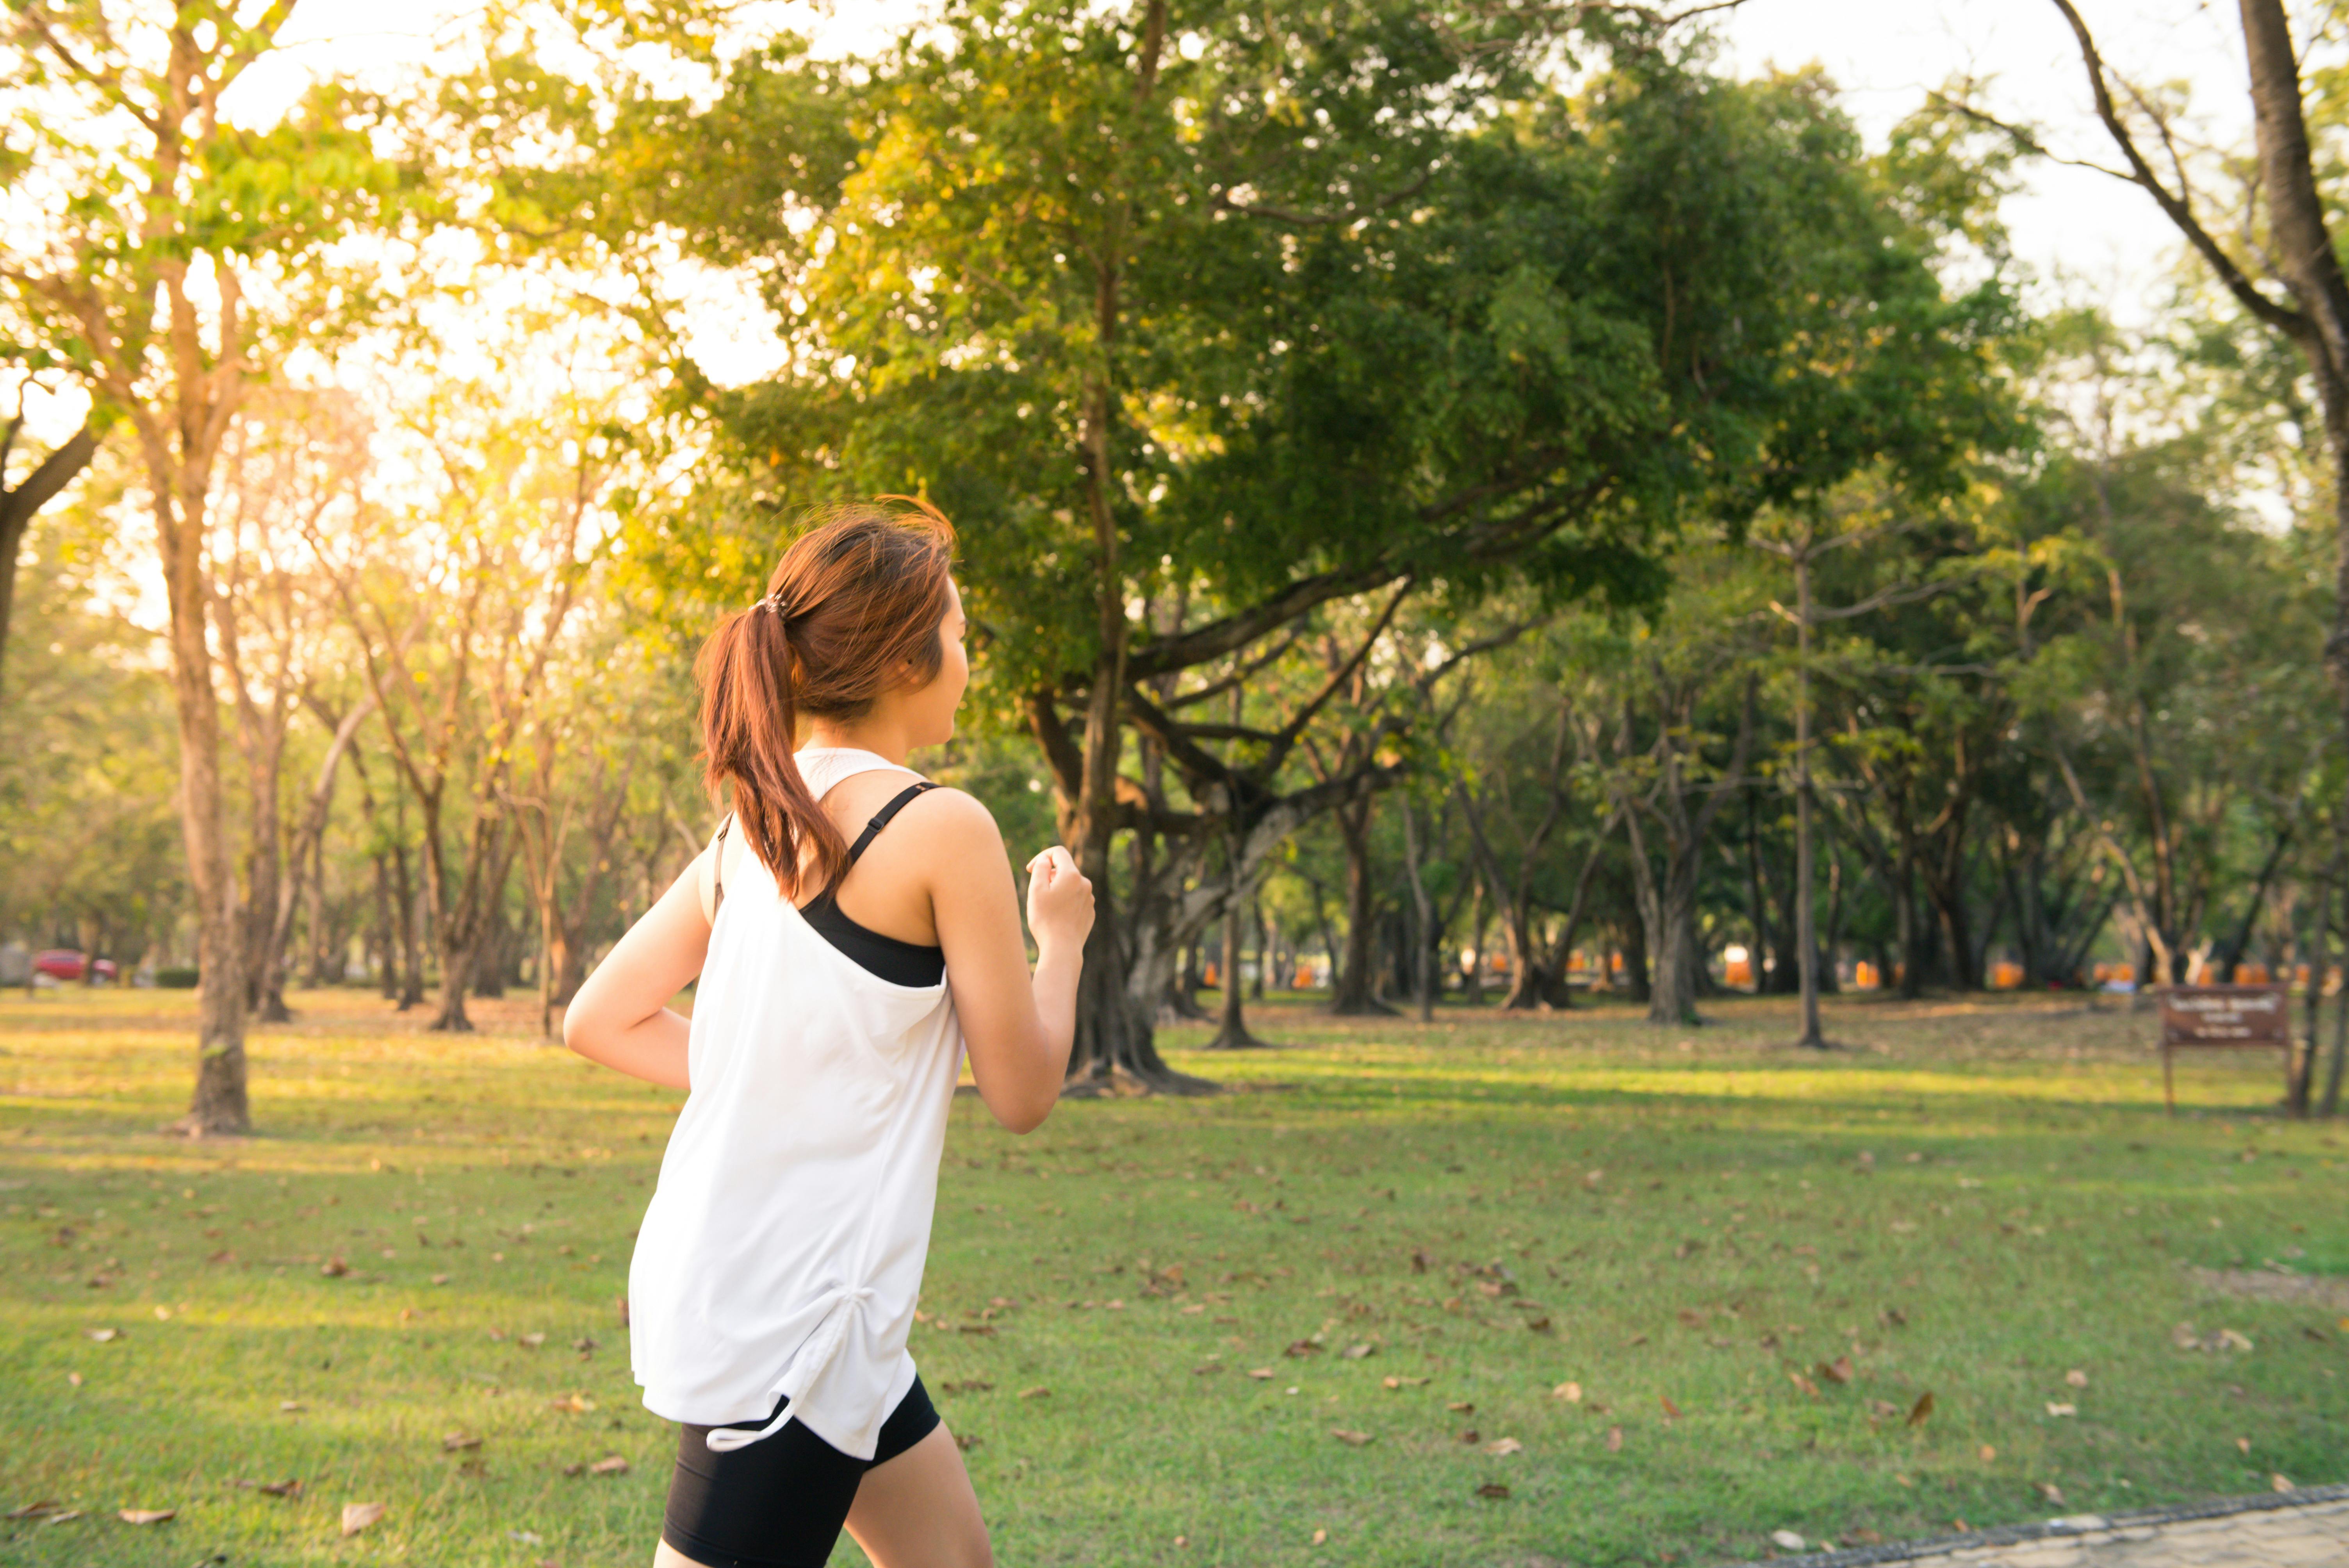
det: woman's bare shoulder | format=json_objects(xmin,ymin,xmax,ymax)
[{"xmin": 901, "ymin": 783, "xmax": 1001, "ymax": 843}]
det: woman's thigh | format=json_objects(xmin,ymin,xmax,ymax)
[{"xmin": 841, "ymin": 1422, "xmax": 991, "ymax": 1568}]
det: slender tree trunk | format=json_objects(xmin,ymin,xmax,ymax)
[
  {"xmin": 1896, "ymin": 843, "xmax": 1923, "ymax": 999},
  {"xmin": 392, "ymin": 840, "xmax": 424, "ymax": 1010},
  {"xmin": 1399, "ymin": 793, "xmax": 1436, "ymax": 1023},
  {"xmin": 1205, "ymin": 870, "xmax": 1269, "ymax": 1048},
  {"xmin": 371, "ymin": 853, "xmax": 396, "ymax": 998},
  {"xmin": 157, "ymin": 479, "xmax": 249, "ymax": 1133},
  {"xmin": 1249, "ymin": 896, "xmax": 1267, "ymax": 1000},
  {"xmin": 1328, "ymin": 795, "xmax": 1394, "ymax": 1016},
  {"xmin": 1793, "ymin": 551, "xmax": 1826, "ymax": 1047}
]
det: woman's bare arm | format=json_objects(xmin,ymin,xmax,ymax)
[
  {"xmin": 561, "ymin": 854, "xmax": 710, "ymax": 1091},
  {"xmin": 920, "ymin": 791, "xmax": 1092, "ymax": 1133}
]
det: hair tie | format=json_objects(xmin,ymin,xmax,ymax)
[{"xmin": 755, "ymin": 591, "xmax": 788, "ymax": 621}]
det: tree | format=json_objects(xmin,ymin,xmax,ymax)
[
  {"xmin": 1, "ymin": 3, "xmax": 408, "ymax": 1130},
  {"xmin": 0, "ymin": 395, "xmax": 97, "ymax": 704},
  {"xmin": 311, "ymin": 378, "xmax": 615, "ymax": 1031},
  {"xmin": 590, "ymin": 7, "xmax": 2017, "ymax": 1082},
  {"xmin": 1952, "ymin": 1, "xmax": 2349, "ymax": 1004}
]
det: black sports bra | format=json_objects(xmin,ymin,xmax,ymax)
[{"xmin": 713, "ymin": 781, "xmax": 946, "ymax": 988}]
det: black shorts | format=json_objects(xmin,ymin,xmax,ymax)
[{"xmin": 661, "ymin": 1376, "xmax": 942, "ymax": 1568}]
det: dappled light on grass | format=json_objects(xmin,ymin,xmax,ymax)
[{"xmin": 2, "ymin": 988, "xmax": 2344, "ymax": 1566}]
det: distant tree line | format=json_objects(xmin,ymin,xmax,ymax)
[{"xmin": 1, "ymin": 0, "xmax": 2344, "ymax": 1128}]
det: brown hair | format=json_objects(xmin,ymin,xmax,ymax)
[{"xmin": 697, "ymin": 495, "xmax": 958, "ymax": 898}]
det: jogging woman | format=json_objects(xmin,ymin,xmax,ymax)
[{"xmin": 563, "ymin": 498, "xmax": 1093, "ymax": 1568}]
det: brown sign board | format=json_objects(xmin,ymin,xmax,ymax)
[
  {"xmin": 2155, "ymin": 985, "xmax": 2292, "ymax": 1113},
  {"xmin": 2158, "ymin": 985, "xmax": 2292, "ymax": 1046}
]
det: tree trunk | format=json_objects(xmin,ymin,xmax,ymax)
[
  {"xmin": 1793, "ymin": 550, "xmax": 1825, "ymax": 1046},
  {"xmin": 1399, "ymin": 792, "xmax": 1436, "ymax": 1023},
  {"xmin": 156, "ymin": 478, "xmax": 250, "ymax": 1133},
  {"xmin": 392, "ymin": 840, "xmax": 425, "ymax": 1009},
  {"xmin": 1624, "ymin": 807, "xmax": 1704, "ymax": 1026},
  {"xmin": 1205, "ymin": 871, "xmax": 1270, "ymax": 1048},
  {"xmin": 0, "ymin": 422, "xmax": 98, "ymax": 711},
  {"xmin": 1328, "ymin": 795, "xmax": 1394, "ymax": 1016},
  {"xmin": 1896, "ymin": 843, "xmax": 1923, "ymax": 999},
  {"xmin": 1249, "ymin": 896, "xmax": 1267, "ymax": 1000}
]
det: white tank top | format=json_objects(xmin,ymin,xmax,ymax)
[{"xmin": 627, "ymin": 748, "xmax": 964, "ymax": 1459}]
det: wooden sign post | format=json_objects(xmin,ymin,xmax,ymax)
[{"xmin": 2156, "ymin": 985, "xmax": 2293, "ymax": 1114}]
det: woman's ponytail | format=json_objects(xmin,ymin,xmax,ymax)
[{"xmin": 695, "ymin": 498, "xmax": 957, "ymax": 900}]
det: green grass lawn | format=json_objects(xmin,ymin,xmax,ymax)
[{"xmin": 3, "ymin": 984, "xmax": 2345, "ymax": 1567}]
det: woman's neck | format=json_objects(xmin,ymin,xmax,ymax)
[{"xmin": 801, "ymin": 720, "xmax": 911, "ymax": 767}]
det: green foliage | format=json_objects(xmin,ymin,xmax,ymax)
[
  {"xmin": 586, "ymin": 4, "xmax": 2016, "ymax": 704},
  {"xmin": 0, "ymin": 504, "xmax": 185, "ymax": 960}
]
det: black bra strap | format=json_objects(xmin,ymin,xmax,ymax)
[
  {"xmin": 844, "ymin": 782, "xmax": 939, "ymax": 866},
  {"xmin": 716, "ymin": 783, "xmax": 933, "ymax": 917}
]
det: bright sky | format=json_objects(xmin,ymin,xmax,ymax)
[{"xmin": 1715, "ymin": 0, "xmax": 2255, "ymax": 322}]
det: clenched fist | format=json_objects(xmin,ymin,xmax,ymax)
[{"xmin": 1023, "ymin": 845, "xmax": 1095, "ymax": 952}]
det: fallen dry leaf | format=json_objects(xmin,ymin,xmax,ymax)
[
  {"xmin": 118, "ymin": 1509, "xmax": 175, "ymax": 1526},
  {"xmin": 1818, "ymin": 1356, "xmax": 1854, "ymax": 1385},
  {"xmin": 1867, "ymin": 1399, "xmax": 1902, "ymax": 1421},
  {"xmin": 442, "ymin": 1432, "xmax": 482, "ymax": 1452},
  {"xmin": 1310, "ymin": 1528, "xmax": 1327, "ymax": 1546},
  {"xmin": 1018, "ymin": 1386, "xmax": 1050, "ymax": 1400},
  {"xmin": 1447, "ymin": 1401, "xmax": 1474, "ymax": 1414},
  {"xmin": 1604, "ymin": 1425, "xmax": 1623, "ymax": 1453},
  {"xmin": 2035, "ymin": 1482, "xmax": 2064, "ymax": 1507},
  {"xmin": 320, "ymin": 1257, "xmax": 348, "ymax": 1278},
  {"xmin": 1340, "ymin": 1342, "xmax": 1375, "ymax": 1360},
  {"xmin": 1247, "ymin": 1368, "xmax": 1274, "ymax": 1380},
  {"xmin": 1456, "ymin": 1428, "xmax": 1481, "ymax": 1444},
  {"xmin": 1553, "ymin": 1381, "xmax": 1583, "ymax": 1403},
  {"xmin": 1907, "ymin": 1391, "xmax": 1935, "ymax": 1427},
  {"xmin": 84, "ymin": 1328, "xmax": 118, "ymax": 1343},
  {"xmin": 1659, "ymin": 1395, "xmax": 1682, "ymax": 1420},
  {"xmin": 2045, "ymin": 1402, "xmax": 2077, "ymax": 1418},
  {"xmin": 1788, "ymin": 1371, "xmax": 1820, "ymax": 1397},
  {"xmin": 1383, "ymin": 1374, "xmax": 1431, "ymax": 1389},
  {"xmin": 549, "ymin": 1393, "xmax": 597, "ymax": 1414},
  {"xmin": 1483, "ymin": 1437, "xmax": 1524, "ymax": 1456},
  {"xmin": 2273, "ymin": 1473, "xmax": 2296, "ymax": 1493},
  {"xmin": 2064, "ymin": 1368, "xmax": 2088, "ymax": 1388},
  {"xmin": 589, "ymin": 1456, "xmax": 628, "ymax": 1476},
  {"xmin": 1771, "ymin": 1531, "xmax": 1806, "ymax": 1552},
  {"xmin": 1978, "ymin": 1445, "xmax": 1996, "ymax": 1462},
  {"xmin": 340, "ymin": 1501, "xmax": 385, "ymax": 1536},
  {"xmin": 1330, "ymin": 1428, "xmax": 1375, "ymax": 1447},
  {"xmin": 1283, "ymin": 1339, "xmax": 1321, "ymax": 1358},
  {"xmin": 2238, "ymin": 1436, "xmax": 2253, "ymax": 1454},
  {"xmin": 520, "ymin": 1332, "xmax": 547, "ymax": 1349},
  {"xmin": 6, "ymin": 1502, "xmax": 64, "ymax": 1520},
  {"xmin": 259, "ymin": 1479, "xmax": 302, "ymax": 1498},
  {"xmin": 1476, "ymin": 1482, "xmax": 1511, "ymax": 1499}
]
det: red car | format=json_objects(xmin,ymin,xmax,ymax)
[{"xmin": 33, "ymin": 951, "xmax": 117, "ymax": 982}]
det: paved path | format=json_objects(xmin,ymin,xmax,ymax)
[{"xmin": 1745, "ymin": 1486, "xmax": 2349, "ymax": 1568}]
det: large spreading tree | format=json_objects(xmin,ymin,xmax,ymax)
[{"xmin": 535, "ymin": 1, "xmax": 2015, "ymax": 1082}]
